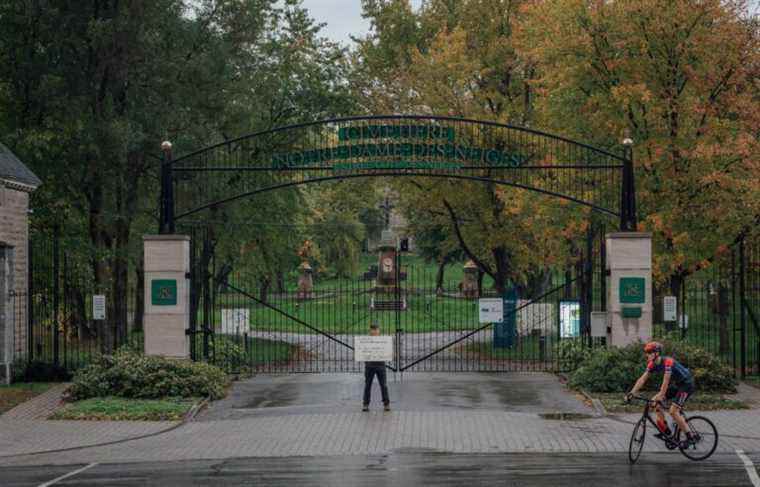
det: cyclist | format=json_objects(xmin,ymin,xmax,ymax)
[{"xmin": 626, "ymin": 341, "xmax": 697, "ymax": 449}]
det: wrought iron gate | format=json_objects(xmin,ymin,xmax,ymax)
[
  {"xmin": 170, "ymin": 116, "xmax": 624, "ymax": 374},
  {"xmin": 187, "ymin": 225, "xmax": 607, "ymax": 374}
]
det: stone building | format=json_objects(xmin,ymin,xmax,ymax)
[{"xmin": 0, "ymin": 143, "xmax": 41, "ymax": 382}]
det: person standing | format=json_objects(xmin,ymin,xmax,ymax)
[{"xmin": 363, "ymin": 323, "xmax": 390, "ymax": 412}]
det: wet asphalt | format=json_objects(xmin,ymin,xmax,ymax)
[
  {"xmin": 198, "ymin": 372, "xmax": 593, "ymax": 420},
  {"xmin": 3, "ymin": 451, "xmax": 759, "ymax": 486}
]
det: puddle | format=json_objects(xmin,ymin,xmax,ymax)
[{"xmin": 538, "ymin": 412, "xmax": 593, "ymax": 420}]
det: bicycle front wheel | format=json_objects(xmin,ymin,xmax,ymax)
[
  {"xmin": 628, "ymin": 417, "xmax": 646, "ymax": 464},
  {"xmin": 678, "ymin": 416, "xmax": 718, "ymax": 461}
]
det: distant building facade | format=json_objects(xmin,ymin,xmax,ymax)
[{"xmin": 0, "ymin": 143, "xmax": 40, "ymax": 381}]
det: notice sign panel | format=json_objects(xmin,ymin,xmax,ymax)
[
  {"xmin": 354, "ymin": 336, "xmax": 393, "ymax": 362},
  {"xmin": 479, "ymin": 298, "xmax": 503, "ymax": 323},
  {"xmin": 663, "ymin": 296, "xmax": 677, "ymax": 322},
  {"xmin": 93, "ymin": 295, "xmax": 106, "ymax": 320},
  {"xmin": 221, "ymin": 309, "xmax": 249, "ymax": 335},
  {"xmin": 559, "ymin": 300, "xmax": 581, "ymax": 338}
]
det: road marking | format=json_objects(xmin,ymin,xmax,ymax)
[
  {"xmin": 737, "ymin": 450, "xmax": 760, "ymax": 487},
  {"xmin": 38, "ymin": 463, "xmax": 98, "ymax": 487}
]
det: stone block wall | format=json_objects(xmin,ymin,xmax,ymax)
[{"xmin": 0, "ymin": 183, "xmax": 30, "ymax": 357}]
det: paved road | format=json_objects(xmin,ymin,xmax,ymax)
[
  {"xmin": 1, "ymin": 373, "xmax": 758, "ymax": 485},
  {"xmin": 2, "ymin": 452, "xmax": 760, "ymax": 486}
]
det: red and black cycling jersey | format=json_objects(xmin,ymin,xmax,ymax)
[{"xmin": 646, "ymin": 356, "xmax": 693, "ymax": 386}]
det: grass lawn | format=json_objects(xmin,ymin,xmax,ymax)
[
  {"xmin": 463, "ymin": 336, "xmax": 556, "ymax": 361},
  {"xmin": 190, "ymin": 336, "xmax": 301, "ymax": 372},
  {"xmin": 213, "ymin": 291, "xmax": 499, "ymax": 335},
  {"xmin": 589, "ymin": 392, "xmax": 750, "ymax": 413},
  {"xmin": 0, "ymin": 383, "xmax": 55, "ymax": 415},
  {"xmin": 50, "ymin": 397, "xmax": 200, "ymax": 421}
]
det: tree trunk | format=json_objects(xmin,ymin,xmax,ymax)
[
  {"xmin": 718, "ymin": 284, "xmax": 729, "ymax": 355},
  {"xmin": 88, "ymin": 183, "xmax": 114, "ymax": 355},
  {"xmin": 111, "ymin": 255, "xmax": 129, "ymax": 351},
  {"xmin": 435, "ymin": 256, "xmax": 449, "ymax": 292},
  {"xmin": 667, "ymin": 274, "xmax": 684, "ymax": 332},
  {"xmin": 259, "ymin": 278, "xmax": 270, "ymax": 303},
  {"xmin": 133, "ymin": 259, "xmax": 144, "ymax": 333},
  {"xmin": 492, "ymin": 246, "xmax": 510, "ymax": 294},
  {"xmin": 276, "ymin": 272, "xmax": 286, "ymax": 294}
]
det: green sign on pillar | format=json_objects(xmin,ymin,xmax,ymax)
[
  {"xmin": 619, "ymin": 277, "xmax": 645, "ymax": 304},
  {"xmin": 151, "ymin": 279, "xmax": 177, "ymax": 306}
]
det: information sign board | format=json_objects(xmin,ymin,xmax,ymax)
[
  {"xmin": 93, "ymin": 295, "xmax": 106, "ymax": 320},
  {"xmin": 663, "ymin": 296, "xmax": 677, "ymax": 322},
  {"xmin": 479, "ymin": 298, "xmax": 503, "ymax": 323}
]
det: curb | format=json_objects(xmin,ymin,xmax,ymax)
[
  {"xmin": 579, "ymin": 389, "xmax": 608, "ymax": 417},
  {"xmin": 184, "ymin": 397, "xmax": 210, "ymax": 422}
]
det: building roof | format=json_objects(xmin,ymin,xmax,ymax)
[{"xmin": 0, "ymin": 142, "xmax": 41, "ymax": 188}]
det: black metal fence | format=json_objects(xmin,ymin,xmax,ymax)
[
  {"xmin": 26, "ymin": 227, "xmax": 139, "ymax": 370},
  {"xmin": 653, "ymin": 235, "xmax": 760, "ymax": 377}
]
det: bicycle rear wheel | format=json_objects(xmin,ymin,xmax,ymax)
[
  {"xmin": 678, "ymin": 416, "xmax": 718, "ymax": 461},
  {"xmin": 628, "ymin": 418, "xmax": 646, "ymax": 464}
]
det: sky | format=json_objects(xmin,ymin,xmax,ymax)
[
  {"xmin": 301, "ymin": 0, "xmax": 422, "ymax": 47},
  {"xmin": 302, "ymin": 0, "xmax": 759, "ymax": 47}
]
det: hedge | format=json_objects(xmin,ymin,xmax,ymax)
[
  {"xmin": 568, "ymin": 334, "xmax": 737, "ymax": 394},
  {"xmin": 68, "ymin": 349, "xmax": 229, "ymax": 401}
]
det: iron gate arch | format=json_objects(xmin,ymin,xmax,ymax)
[{"xmin": 164, "ymin": 115, "xmax": 634, "ymax": 373}]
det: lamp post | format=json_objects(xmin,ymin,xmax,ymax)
[
  {"xmin": 159, "ymin": 141, "xmax": 175, "ymax": 234},
  {"xmin": 621, "ymin": 136, "xmax": 637, "ymax": 231}
]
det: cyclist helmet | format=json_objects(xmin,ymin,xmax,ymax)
[{"xmin": 643, "ymin": 341, "xmax": 662, "ymax": 354}]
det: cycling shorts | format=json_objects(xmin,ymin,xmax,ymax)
[{"xmin": 665, "ymin": 381, "xmax": 694, "ymax": 408}]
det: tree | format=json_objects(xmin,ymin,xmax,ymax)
[
  {"xmin": 354, "ymin": 0, "xmax": 587, "ymax": 294},
  {"xmin": 0, "ymin": 0, "xmax": 355, "ymax": 352},
  {"xmin": 518, "ymin": 0, "xmax": 760, "ymax": 292}
]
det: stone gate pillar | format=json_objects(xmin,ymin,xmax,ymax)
[
  {"xmin": 606, "ymin": 232, "xmax": 652, "ymax": 347},
  {"xmin": 143, "ymin": 235, "xmax": 190, "ymax": 358}
]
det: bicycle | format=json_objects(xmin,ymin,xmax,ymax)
[{"xmin": 627, "ymin": 394, "xmax": 718, "ymax": 464}]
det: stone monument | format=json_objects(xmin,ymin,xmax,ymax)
[
  {"xmin": 297, "ymin": 261, "xmax": 313, "ymax": 300},
  {"xmin": 460, "ymin": 260, "xmax": 479, "ymax": 298},
  {"xmin": 372, "ymin": 229, "xmax": 405, "ymax": 311}
]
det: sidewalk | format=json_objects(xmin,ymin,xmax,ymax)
[
  {"xmin": 1, "ymin": 383, "xmax": 70, "ymax": 420},
  {"xmin": 1, "ymin": 374, "xmax": 758, "ymax": 467}
]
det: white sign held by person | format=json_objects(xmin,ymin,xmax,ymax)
[
  {"xmin": 221, "ymin": 309, "xmax": 249, "ymax": 335},
  {"xmin": 354, "ymin": 336, "xmax": 393, "ymax": 362}
]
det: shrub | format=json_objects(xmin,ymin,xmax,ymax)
[
  {"xmin": 122, "ymin": 330, "xmax": 145, "ymax": 354},
  {"xmin": 568, "ymin": 336, "xmax": 736, "ymax": 394},
  {"xmin": 659, "ymin": 333, "xmax": 737, "ymax": 393},
  {"xmin": 555, "ymin": 338, "xmax": 593, "ymax": 373},
  {"xmin": 68, "ymin": 349, "xmax": 228, "ymax": 401},
  {"xmin": 209, "ymin": 335, "xmax": 247, "ymax": 368},
  {"xmin": 568, "ymin": 343, "xmax": 644, "ymax": 393}
]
